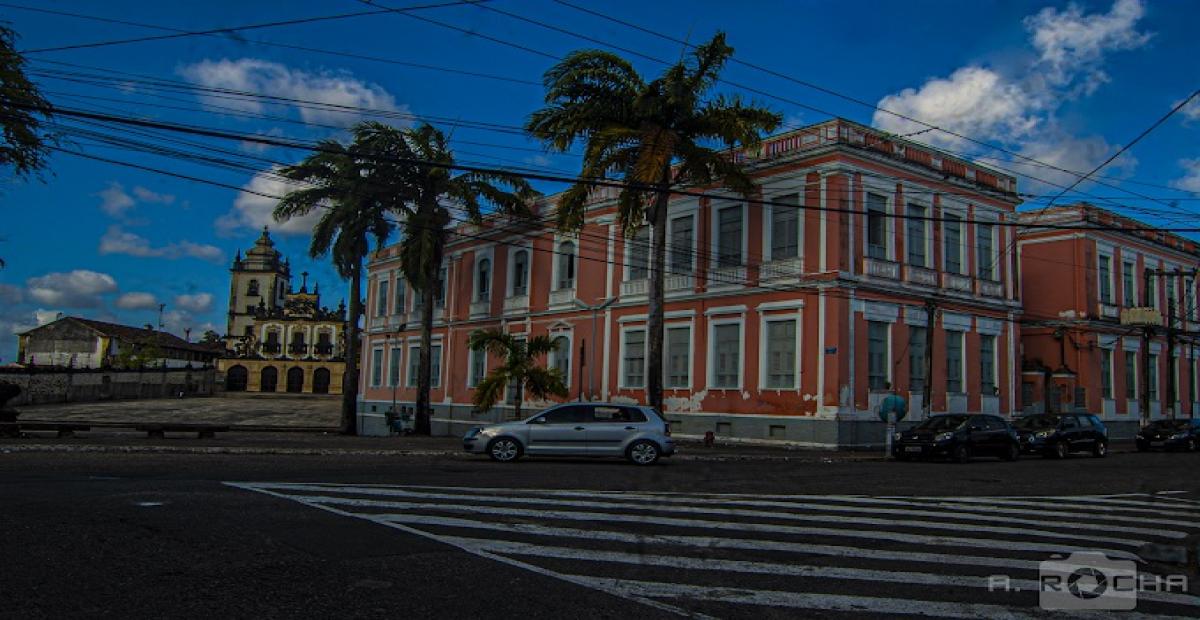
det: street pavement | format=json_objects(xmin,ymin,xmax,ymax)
[{"xmin": 4, "ymin": 449, "xmax": 1200, "ymax": 618}]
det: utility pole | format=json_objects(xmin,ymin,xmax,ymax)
[
  {"xmin": 1141, "ymin": 268, "xmax": 1152, "ymax": 428},
  {"xmin": 922, "ymin": 299, "xmax": 936, "ymax": 419}
]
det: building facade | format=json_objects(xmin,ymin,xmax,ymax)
[
  {"xmin": 1017, "ymin": 204, "xmax": 1200, "ymax": 437},
  {"xmin": 17, "ymin": 316, "xmax": 220, "ymax": 369},
  {"xmin": 216, "ymin": 227, "xmax": 347, "ymax": 394},
  {"xmin": 359, "ymin": 119, "xmax": 1023, "ymax": 447}
]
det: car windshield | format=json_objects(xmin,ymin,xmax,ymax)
[
  {"xmin": 916, "ymin": 415, "xmax": 968, "ymax": 431},
  {"xmin": 1147, "ymin": 420, "xmax": 1190, "ymax": 431},
  {"xmin": 1014, "ymin": 415, "xmax": 1060, "ymax": 430}
]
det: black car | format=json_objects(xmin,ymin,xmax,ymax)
[
  {"xmin": 893, "ymin": 414, "xmax": 1021, "ymax": 463},
  {"xmin": 1136, "ymin": 419, "xmax": 1200, "ymax": 452},
  {"xmin": 1013, "ymin": 413, "xmax": 1108, "ymax": 458}
]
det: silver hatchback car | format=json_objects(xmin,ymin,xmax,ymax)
[{"xmin": 462, "ymin": 402, "xmax": 675, "ymax": 465}]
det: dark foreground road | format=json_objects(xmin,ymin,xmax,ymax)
[{"xmin": 3, "ymin": 449, "xmax": 1200, "ymax": 618}]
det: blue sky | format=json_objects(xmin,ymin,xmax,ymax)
[{"xmin": 1, "ymin": 0, "xmax": 1198, "ymax": 362}]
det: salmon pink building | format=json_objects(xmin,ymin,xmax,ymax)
[
  {"xmin": 358, "ymin": 119, "xmax": 1023, "ymax": 447},
  {"xmin": 1018, "ymin": 204, "xmax": 1200, "ymax": 438}
]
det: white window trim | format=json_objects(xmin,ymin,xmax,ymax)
[
  {"xmin": 472, "ymin": 246, "xmax": 495, "ymax": 303},
  {"xmin": 861, "ymin": 184, "xmax": 895, "ymax": 262},
  {"xmin": 1125, "ymin": 350, "xmax": 1139, "ymax": 402},
  {"xmin": 759, "ymin": 312, "xmax": 802, "ymax": 391},
  {"xmin": 506, "ymin": 243, "xmax": 533, "ymax": 298},
  {"xmin": 945, "ymin": 329, "xmax": 966, "ymax": 395},
  {"xmin": 664, "ymin": 320, "xmax": 694, "ymax": 390},
  {"xmin": 370, "ymin": 347, "xmax": 384, "ymax": 387},
  {"xmin": 1097, "ymin": 250, "xmax": 1115, "ymax": 306},
  {"xmin": 467, "ymin": 347, "xmax": 487, "ymax": 389},
  {"xmin": 979, "ymin": 333, "xmax": 998, "ymax": 395},
  {"xmin": 1100, "ymin": 348, "xmax": 1114, "ymax": 399},
  {"xmin": 1121, "ymin": 257, "xmax": 1138, "ymax": 306},
  {"xmin": 430, "ymin": 343, "xmax": 443, "ymax": 389},
  {"xmin": 392, "ymin": 271, "xmax": 407, "ymax": 316},
  {"xmin": 406, "ymin": 344, "xmax": 420, "ymax": 388},
  {"xmin": 667, "ymin": 202, "xmax": 699, "ymax": 274},
  {"xmin": 973, "ymin": 212, "xmax": 1000, "ymax": 281},
  {"xmin": 387, "ymin": 345, "xmax": 402, "ymax": 388},
  {"xmin": 709, "ymin": 200, "xmax": 749, "ymax": 269},
  {"xmin": 762, "ymin": 190, "xmax": 804, "ymax": 264},
  {"xmin": 551, "ymin": 234, "xmax": 579, "ymax": 291},
  {"xmin": 618, "ymin": 325, "xmax": 647, "ymax": 390},
  {"xmin": 622, "ymin": 225, "xmax": 651, "ymax": 282},
  {"xmin": 708, "ymin": 316, "xmax": 745, "ymax": 391},
  {"xmin": 548, "ymin": 331, "xmax": 573, "ymax": 388},
  {"xmin": 866, "ymin": 319, "xmax": 893, "ymax": 391},
  {"xmin": 375, "ymin": 278, "xmax": 390, "ymax": 317},
  {"xmin": 940, "ymin": 204, "xmax": 968, "ymax": 276},
  {"xmin": 903, "ymin": 197, "xmax": 932, "ymax": 268}
]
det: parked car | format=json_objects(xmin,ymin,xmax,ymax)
[
  {"xmin": 462, "ymin": 402, "xmax": 675, "ymax": 465},
  {"xmin": 1013, "ymin": 413, "xmax": 1108, "ymax": 458},
  {"xmin": 1136, "ymin": 419, "xmax": 1200, "ymax": 452},
  {"xmin": 893, "ymin": 414, "xmax": 1021, "ymax": 463}
]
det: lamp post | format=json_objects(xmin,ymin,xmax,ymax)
[{"xmin": 574, "ymin": 297, "xmax": 616, "ymax": 401}]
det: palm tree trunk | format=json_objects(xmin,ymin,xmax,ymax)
[
  {"xmin": 645, "ymin": 181, "xmax": 671, "ymax": 414},
  {"xmin": 341, "ymin": 259, "xmax": 362, "ymax": 435},
  {"xmin": 414, "ymin": 251, "xmax": 439, "ymax": 436}
]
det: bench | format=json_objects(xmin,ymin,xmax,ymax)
[
  {"xmin": 135, "ymin": 424, "xmax": 230, "ymax": 439},
  {"xmin": 0, "ymin": 422, "xmax": 92, "ymax": 438}
]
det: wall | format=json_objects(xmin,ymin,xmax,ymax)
[{"xmin": 0, "ymin": 368, "xmax": 216, "ymax": 407}]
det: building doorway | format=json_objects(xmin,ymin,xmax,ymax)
[
  {"xmin": 260, "ymin": 366, "xmax": 278, "ymax": 392},
  {"xmin": 286, "ymin": 367, "xmax": 305, "ymax": 393},
  {"xmin": 313, "ymin": 368, "xmax": 331, "ymax": 394},
  {"xmin": 226, "ymin": 365, "xmax": 248, "ymax": 392}
]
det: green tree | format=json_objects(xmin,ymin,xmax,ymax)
[
  {"xmin": 468, "ymin": 329, "xmax": 568, "ymax": 420},
  {"xmin": 527, "ymin": 33, "xmax": 779, "ymax": 414},
  {"xmin": 355, "ymin": 122, "xmax": 536, "ymax": 435},
  {"xmin": 110, "ymin": 339, "xmax": 164, "ymax": 370},
  {"xmin": 273, "ymin": 125, "xmax": 395, "ymax": 435},
  {"xmin": 1, "ymin": 25, "xmax": 54, "ymax": 180},
  {"xmin": 200, "ymin": 329, "xmax": 223, "ymax": 344}
]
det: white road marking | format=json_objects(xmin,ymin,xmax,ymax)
[
  {"xmin": 230, "ymin": 482, "xmax": 1200, "ymax": 618},
  {"xmin": 296, "ymin": 494, "xmax": 1143, "ymax": 559},
  {"xmin": 257, "ymin": 483, "xmax": 1156, "ymax": 546},
  {"xmin": 899, "ymin": 496, "xmax": 1200, "ymax": 519}
]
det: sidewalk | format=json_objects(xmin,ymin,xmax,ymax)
[{"xmin": 0, "ymin": 429, "xmax": 877, "ymax": 462}]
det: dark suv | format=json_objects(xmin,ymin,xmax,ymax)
[
  {"xmin": 893, "ymin": 414, "xmax": 1021, "ymax": 463},
  {"xmin": 1136, "ymin": 419, "xmax": 1200, "ymax": 452},
  {"xmin": 1013, "ymin": 413, "xmax": 1108, "ymax": 458}
]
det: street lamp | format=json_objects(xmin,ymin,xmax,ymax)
[{"xmin": 574, "ymin": 296, "xmax": 616, "ymax": 401}]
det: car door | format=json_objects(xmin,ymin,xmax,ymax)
[
  {"xmin": 587, "ymin": 406, "xmax": 647, "ymax": 455},
  {"xmin": 525, "ymin": 405, "xmax": 590, "ymax": 455},
  {"xmin": 1075, "ymin": 415, "xmax": 1099, "ymax": 448},
  {"xmin": 1059, "ymin": 415, "xmax": 1082, "ymax": 450},
  {"xmin": 966, "ymin": 417, "xmax": 992, "ymax": 454}
]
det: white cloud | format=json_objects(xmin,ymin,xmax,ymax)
[
  {"xmin": 1017, "ymin": 133, "xmax": 1137, "ymax": 193},
  {"xmin": 97, "ymin": 182, "xmax": 135, "ymax": 217},
  {"xmin": 131, "ymin": 186, "xmax": 175, "ymax": 205},
  {"xmin": 174, "ymin": 293, "xmax": 213, "ymax": 313},
  {"xmin": 115, "ymin": 292, "xmax": 159, "ymax": 310},
  {"xmin": 26, "ymin": 270, "xmax": 118, "ymax": 308},
  {"xmin": 0, "ymin": 283, "xmax": 22, "ymax": 305},
  {"xmin": 216, "ymin": 168, "xmax": 321, "ymax": 236},
  {"xmin": 34, "ymin": 309, "xmax": 60, "ymax": 326},
  {"xmin": 1172, "ymin": 159, "xmax": 1200, "ymax": 194},
  {"xmin": 1025, "ymin": 0, "xmax": 1151, "ymax": 96},
  {"xmin": 1178, "ymin": 97, "xmax": 1200, "ymax": 122},
  {"xmin": 873, "ymin": 66, "xmax": 1040, "ymax": 148},
  {"xmin": 177, "ymin": 58, "xmax": 406, "ymax": 126},
  {"xmin": 240, "ymin": 127, "xmax": 286, "ymax": 154},
  {"xmin": 99, "ymin": 226, "xmax": 224, "ymax": 263}
]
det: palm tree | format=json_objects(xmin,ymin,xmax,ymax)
[
  {"xmin": 273, "ymin": 126, "xmax": 394, "ymax": 435},
  {"xmin": 354, "ymin": 122, "xmax": 537, "ymax": 435},
  {"xmin": 527, "ymin": 33, "xmax": 780, "ymax": 414},
  {"xmin": 468, "ymin": 329, "xmax": 568, "ymax": 420}
]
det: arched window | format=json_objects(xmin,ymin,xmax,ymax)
[
  {"xmin": 551, "ymin": 335, "xmax": 570, "ymax": 386},
  {"xmin": 247, "ymin": 279, "xmax": 259, "ymax": 296},
  {"xmin": 511, "ymin": 250, "xmax": 529, "ymax": 296},
  {"xmin": 557, "ymin": 241, "xmax": 576, "ymax": 290},
  {"xmin": 477, "ymin": 258, "xmax": 491, "ymax": 301}
]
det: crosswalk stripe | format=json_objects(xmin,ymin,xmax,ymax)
[
  {"xmin": 603, "ymin": 578, "xmax": 1195, "ymax": 620},
  {"xmin": 374, "ymin": 512, "xmax": 1042, "ymax": 571},
  {"xmin": 231, "ymin": 482, "xmax": 1200, "ymax": 618},
  {"xmin": 375, "ymin": 484, "xmax": 1199, "ymax": 529},
  {"xmin": 257, "ymin": 483, "xmax": 1155, "ymax": 547},
  {"xmin": 296, "ymin": 494, "xmax": 1142, "ymax": 559},
  {"xmin": 900, "ymin": 496, "xmax": 1200, "ymax": 519}
]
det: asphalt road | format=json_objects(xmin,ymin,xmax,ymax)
[{"xmin": 4, "ymin": 449, "xmax": 1200, "ymax": 619}]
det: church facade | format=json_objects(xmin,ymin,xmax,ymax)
[{"xmin": 216, "ymin": 227, "xmax": 347, "ymax": 395}]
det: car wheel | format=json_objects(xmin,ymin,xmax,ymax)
[
  {"xmin": 1051, "ymin": 440, "xmax": 1069, "ymax": 460},
  {"xmin": 1003, "ymin": 443, "xmax": 1020, "ymax": 462},
  {"xmin": 627, "ymin": 440, "xmax": 661, "ymax": 465},
  {"xmin": 487, "ymin": 437, "xmax": 522, "ymax": 463},
  {"xmin": 952, "ymin": 444, "xmax": 971, "ymax": 464},
  {"xmin": 1093, "ymin": 440, "xmax": 1107, "ymax": 458}
]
